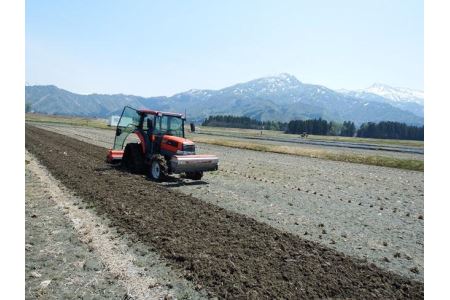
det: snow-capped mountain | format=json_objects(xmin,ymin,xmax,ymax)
[
  {"xmin": 338, "ymin": 83, "xmax": 424, "ymax": 118},
  {"xmin": 158, "ymin": 76, "xmax": 423, "ymax": 124},
  {"xmin": 364, "ymin": 83, "xmax": 423, "ymax": 105},
  {"xmin": 221, "ymin": 73, "xmax": 303, "ymax": 99},
  {"xmin": 25, "ymin": 74, "xmax": 424, "ymax": 125}
]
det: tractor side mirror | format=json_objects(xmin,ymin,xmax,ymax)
[
  {"xmin": 190, "ymin": 123, "xmax": 195, "ymax": 132},
  {"xmin": 116, "ymin": 128, "xmax": 122, "ymax": 136},
  {"xmin": 147, "ymin": 118, "xmax": 153, "ymax": 132}
]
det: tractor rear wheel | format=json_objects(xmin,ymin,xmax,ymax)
[
  {"xmin": 122, "ymin": 143, "xmax": 144, "ymax": 174},
  {"xmin": 149, "ymin": 155, "xmax": 168, "ymax": 181},
  {"xmin": 186, "ymin": 171, "xmax": 203, "ymax": 181}
]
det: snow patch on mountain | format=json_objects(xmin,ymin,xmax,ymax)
[
  {"xmin": 364, "ymin": 83, "xmax": 423, "ymax": 105},
  {"xmin": 336, "ymin": 83, "xmax": 424, "ymax": 118},
  {"xmin": 25, "ymin": 74, "xmax": 424, "ymax": 125}
]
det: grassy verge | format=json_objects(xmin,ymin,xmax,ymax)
[
  {"xmin": 26, "ymin": 113, "xmax": 111, "ymax": 129},
  {"xmin": 190, "ymin": 135, "xmax": 424, "ymax": 172}
]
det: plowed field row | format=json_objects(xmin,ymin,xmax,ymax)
[{"xmin": 25, "ymin": 125, "xmax": 423, "ymax": 299}]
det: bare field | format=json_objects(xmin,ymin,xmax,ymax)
[
  {"xmin": 196, "ymin": 125, "xmax": 424, "ymax": 148},
  {"xmin": 188, "ymin": 135, "xmax": 424, "ymax": 171},
  {"xmin": 26, "ymin": 113, "xmax": 110, "ymax": 129},
  {"xmin": 26, "ymin": 151, "xmax": 207, "ymax": 299},
  {"xmin": 30, "ymin": 122, "xmax": 424, "ymax": 282},
  {"xmin": 26, "ymin": 125, "xmax": 423, "ymax": 299}
]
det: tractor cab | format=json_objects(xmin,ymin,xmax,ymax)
[{"xmin": 106, "ymin": 106, "xmax": 218, "ymax": 181}]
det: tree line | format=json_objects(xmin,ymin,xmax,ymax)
[
  {"xmin": 357, "ymin": 121, "xmax": 424, "ymax": 140},
  {"xmin": 287, "ymin": 119, "xmax": 423, "ymax": 140},
  {"xmin": 285, "ymin": 119, "xmax": 357, "ymax": 136},
  {"xmin": 202, "ymin": 115, "xmax": 287, "ymax": 131},
  {"xmin": 202, "ymin": 115, "xmax": 424, "ymax": 140}
]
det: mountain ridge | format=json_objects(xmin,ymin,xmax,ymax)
[
  {"xmin": 338, "ymin": 83, "xmax": 424, "ymax": 118},
  {"xmin": 25, "ymin": 74, "xmax": 424, "ymax": 125}
]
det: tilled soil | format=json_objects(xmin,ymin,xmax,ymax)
[
  {"xmin": 25, "ymin": 125, "xmax": 423, "ymax": 299},
  {"xmin": 26, "ymin": 151, "xmax": 206, "ymax": 299},
  {"xmin": 33, "ymin": 123, "xmax": 424, "ymax": 281}
]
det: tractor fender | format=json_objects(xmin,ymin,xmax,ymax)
[{"xmin": 134, "ymin": 131, "xmax": 146, "ymax": 154}]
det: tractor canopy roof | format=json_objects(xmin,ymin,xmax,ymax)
[{"xmin": 137, "ymin": 109, "xmax": 184, "ymax": 118}]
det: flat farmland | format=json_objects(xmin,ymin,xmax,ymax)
[
  {"xmin": 29, "ymin": 122, "xmax": 424, "ymax": 282},
  {"xmin": 193, "ymin": 126, "xmax": 424, "ymax": 159},
  {"xmin": 25, "ymin": 125, "xmax": 423, "ymax": 299}
]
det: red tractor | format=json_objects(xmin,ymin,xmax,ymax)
[{"xmin": 106, "ymin": 106, "xmax": 218, "ymax": 181}]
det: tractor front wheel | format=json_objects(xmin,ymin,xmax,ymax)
[{"xmin": 149, "ymin": 155, "xmax": 168, "ymax": 181}]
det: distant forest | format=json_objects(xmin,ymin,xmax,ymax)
[
  {"xmin": 357, "ymin": 121, "xmax": 424, "ymax": 140},
  {"xmin": 202, "ymin": 115, "xmax": 424, "ymax": 140},
  {"xmin": 202, "ymin": 115, "xmax": 287, "ymax": 131},
  {"xmin": 286, "ymin": 119, "xmax": 356, "ymax": 137}
]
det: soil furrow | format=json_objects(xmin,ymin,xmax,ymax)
[{"xmin": 25, "ymin": 125, "xmax": 423, "ymax": 299}]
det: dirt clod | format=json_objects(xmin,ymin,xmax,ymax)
[
  {"xmin": 39, "ymin": 280, "xmax": 52, "ymax": 289},
  {"xmin": 83, "ymin": 259, "xmax": 102, "ymax": 271},
  {"xmin": 30, "ymin": 271, "xmax": 42, "ymax": 278}
]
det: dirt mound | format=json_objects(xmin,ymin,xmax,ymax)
[{"xmin": 25, "ymin": 125, "xmax": 424, "ymax": 299}]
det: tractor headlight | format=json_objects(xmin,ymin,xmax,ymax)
[{"xmin": 177, "ymin": 143, "xmax": 195, "ymax": 155}]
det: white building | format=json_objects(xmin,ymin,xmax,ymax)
[{"xmin": 108, "ymin": 115, "xmax": 121, "ymax": 127}]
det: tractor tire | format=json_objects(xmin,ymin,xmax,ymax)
[
  {"xmin": 186, "ymin": 171, "xmax": 203, "ymax": 181},
  {"xmin": 149, "ymin": 155, "xmax": 168, "ymax": 181},
  {"xmin": 122, "ymin": 143, "xmax": 145, "ymax": 174}
]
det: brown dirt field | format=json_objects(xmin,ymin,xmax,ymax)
[
  {"xmin": 26, "ymin": 150, "xmax": 206, "ymax": 299},
  {"xmin": 32, "ymin": 123, "xmax": 424, "ymax": 281},
  {"xmin": 25, "ymin": 125, "xmax": 424, "ymax": 299}
]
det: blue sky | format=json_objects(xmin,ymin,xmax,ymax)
[{"xmin": 26, "ymin": 0, "xmax": 423, "ymax": 96}]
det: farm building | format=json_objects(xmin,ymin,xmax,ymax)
[{"xmin": 108, "ymin": 115, "xmax": 121, "ymax": 127}]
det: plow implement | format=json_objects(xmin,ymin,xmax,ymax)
[
  {"xmin": 107, "ymin": 149, "xmax": 218, "ymax": 174},
  {"xmin": 170, "ymin": 154, "xmax": 218, "ymax": 173}
]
